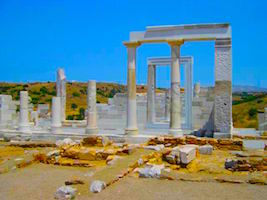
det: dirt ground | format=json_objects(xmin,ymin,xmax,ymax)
[
  {"xmin": 1, "ymin": 140, "xmax": 267, "ymax": 200},
  {"xmin": 0, "ymin": 163, "xmax": 267, "ymax": 200}
]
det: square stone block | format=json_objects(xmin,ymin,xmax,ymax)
[
  {"xmin": 199, "ymin": 144, "xmax": 213, "ymax": 155},
  {"xmin": 179, "ymin": 145, "xmax": 196, "ymax": 164}
]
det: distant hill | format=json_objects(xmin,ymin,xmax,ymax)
[
  {"xmin": 233, "ymin": 85, "xmax": 267, "ymax": 93},
  {"xmin": 1, "ymin": 82, "xmax": 266, "ymax": 128}
]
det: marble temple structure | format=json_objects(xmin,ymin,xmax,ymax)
[
  {"xmin": 146, "ymin": 56, "xmax": 193, "ymax": 130},
  {"xmin": 124, "ymin": 23, "xmax": 232, "ymax": 137},
  {"xmin": 85, "ymin": 80, "xmax": 98, "ymax": 134},
  {"xmin": 56, "ymin": 68, "xmax": 66, "ymax": 122},
  {"xmin": 18, "ymin": 91, "xmax": 31, "ymax": 133}
]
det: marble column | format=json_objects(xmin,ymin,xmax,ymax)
[
  {"xmin": 124, "ymin": 41, "xmax": 140, "ymax": 135},
  {"xmin": 85, "ymin": 80, "xmax": 98, "ymax": 134},
  {"xmin": 56, "ymin": 68, "xmax": 66, "ymax": 122},
  {"xmin": 164, "ymin": 89, "xmax": 171, "ymax": 121},
  {"xmin": 214, "ymin": 38, "xmax": 232, "ymax": 136},
  {"xmin": 18, "ymin": 91, "xmax": 31, "ymax": 133},
  {"xmin": 51, "ymin": 97, "xmax": 62, "ymax": 134},
  {"xmin": 185, "ymin": 59, "xmax": 193, "ymax": 130},
  {"xmin": 147, "ymin": 64, "xmax": 156, "ymax": 125},
  {"xmin": 168, "ymin": 40, "xmax": 183, "ymax": 135}
]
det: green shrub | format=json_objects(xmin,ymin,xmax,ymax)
[
  {"xmin": 67, "ymin": 115, "xmax": 74, "ymax": 120},
  {"xmin": 248, "ymin": 108, "xmax": 257, "ymax": 118},
  {"xmin": 72, "ymin": 92, "xmax": 80, "ymax": 97},
  {"xmin": 31, "ymin": 97, "xmax": 40, "ymax": 104},
  {"xmin": 40, "ymin": 86, "xmax": 48, "ymax": 94},
  {"xmin": 71, "ymin": 103, "xmax": 78, "ymax": 110}
]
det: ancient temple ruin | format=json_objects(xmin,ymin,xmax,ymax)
[{"xmin": 123, "ymin": 23, "xmax": 232, "ymax": 137}]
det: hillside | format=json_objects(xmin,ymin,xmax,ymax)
[
  {"xmin": 232, "ymin": 92, "xmax": 267, "ymax": 128},
  {"xmin": 0, "ymin": 82, "xmax": 266, "ymax": 128},
  {"xmin": 0, "ymin": 82, "xmax": 165, "ymax": 119}
]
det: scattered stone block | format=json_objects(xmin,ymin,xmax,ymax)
[
  {"xmin": 82, "ymin": 136, "xmax": 111, "ymax": 147},
  {"xmin": 56, "ymin": 138, "xmax": 76, "ymax": 147},
  {"xmin": 165, "ymin": 154, "xmax": 176, "ymax": 164},
  {"xmin": 179, "ymin": 145, "xmax": 196, "ymax": 164},
  {"xmin": 90, "ymin": 180, "xmax": 106, "ymax": 193},
  {"xmin": 199, "ymin": 144, "xmax": 213, "ymax": 155},
  {"xmin": 46, "ymin": 150, "xmax": 60, "ymax": 158},
  {"xmin": 139, "ymin": 165, "xmax": 163, "ymax": 178},
  {"xmin": 225, "ymin": 158, "xmax": 238, "ymax": 170},
  {"xmin": 55, "ymin": 186, "xmax": 77, "ymax": 200},
  {"xmin": 144, "ymin": 144, "xmax": 164, "ymax": 151}
]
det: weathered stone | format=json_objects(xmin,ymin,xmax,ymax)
[
  {"xmin": 163, "ymin": 147, "xmax": 180, "ymax": 165},
  {"xmin": 179, "ymin": 145, "xmax": 196, "ymax": 164},
  {"xmin": 56, "ymin": 138, "xmax": 76, "ymax": 147},
  {"xmin": 139, "ymin": 165, "xmax": 163, "ymax": 178},
  {"xmin": 144, "ymin": 144, "xmax": 164, "ymax": 151},
  {"xmin": 90, "ymin": 180, "xmax": 106, "ymax": 193},
  {"xmin": 225, "ymin": 158, "xmax": 238, "ymax": 170},
  {"xmin": 106, "ymin": 155, "xmax": 121, "ymax": 165},
  {"xmin": 199, "ymin": 144, "xmax": 213, "ymax": 155},
  {"xmin": 46, "ymin": 150, "xmax": 60, "ymax": 158},
  {"xmin": 117, "ymin": 146, "xmax": 135, "ymax": 155},
  {"xmin": 55, "ymin": 186, "xmax": 76, "ymax": 200},
  {"xmin": 82, "ymin": 136, "xmax": 111, "ymax": 147}
]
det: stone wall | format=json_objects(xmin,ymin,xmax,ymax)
[
  {"xmin": 0, "ymin": 95, "xmax": 18, "ymax": 128},
  {"xmin": 192, "ymin": 87, "xmax": 215, "ymax": 133}
]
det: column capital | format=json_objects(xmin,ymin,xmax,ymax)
[
  {"xmin": 123, "ymin": 41, "xmax": 141, "ymax": 48},
  {"xmin": 167, "ymin": 39, "xmax": 184, "ymax": 46}
]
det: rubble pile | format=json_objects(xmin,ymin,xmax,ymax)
[
  {"xmin": 148, "ymin": 136, "xmax": 243, "ymax": 150},
  {"xmin": 225, "ymin": 157, "xmax": 267, "ymax": 171},
  {"xmin": 34, "ymin": 136, "xmax": 136, "ymax": 167}
]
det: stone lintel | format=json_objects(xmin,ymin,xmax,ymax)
[
  {"xmin": 215, "ymin": 38, "xmax": 232, "ymax": 48},
  {"xmin": 130, "ymin": 23, "xmax": 231, "ymax": 43}
]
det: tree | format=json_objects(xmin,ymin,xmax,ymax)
[
  {"xmin": 72, "ymin": 92, "xmax": 80, "ymax": 97},
  {"xmin": 40, "ymin": 86, "xmax": 48, "ymax": 94},
  {"xmin": 248, "ymin": 108, "xmax": 257, "ymax": 118},
  {"xmin": 79, "ymin": 107, "xmax": 85, "ymax": 119},
  {"xmin": 71, "ymin": 103, "xmax": 78, "ymax": 110}
]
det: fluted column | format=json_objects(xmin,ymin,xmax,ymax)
[
  {"xmin": 51, "ymin": 97, "xmax": 62, "ymax": 134},
  {"xmin": 147, "ymin": 64, "xmax": 156, "ymax": 125},
  {"xmin": 124, "ymin": 41, "xmax": 141, "ymax": 135},
  {"xmin": 85, "ymin": 80, "xmax": 98, "ymax": 134},
  {"xmin": 18, "ymin": 91, "xmax": 31, "ymax": 133},
  {"xmin": 168, "ymin": 40, "xmax": 183, "ymax": 135}
]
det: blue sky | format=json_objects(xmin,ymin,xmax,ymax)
[{"xmin": 0, "ymin": 0, "xmax": 266, "ymax": 88}]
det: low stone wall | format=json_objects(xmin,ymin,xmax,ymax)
[
  {"xmin": 147, "ymin": 135, "xmax": 243, "ymax": 151},
  {"xmin": 233, "ymin": 135, "xmax": 267, "ymax": 140}
]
